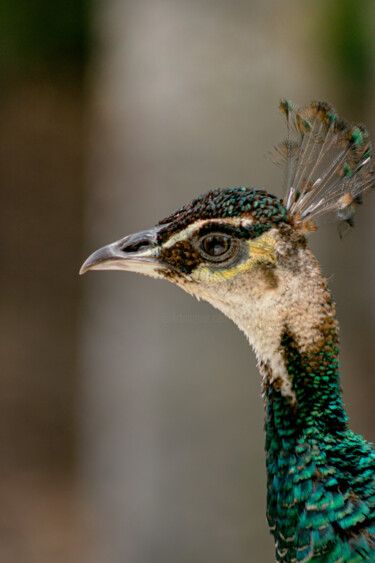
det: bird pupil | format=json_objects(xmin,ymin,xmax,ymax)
[{"xmin": 202, "ymin": 234, "xmax": 230, "ymax": 256}]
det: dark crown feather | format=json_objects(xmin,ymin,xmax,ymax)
[{"xmin": 273, "ymin": 100, "xmax": 375, "ymax": 231}]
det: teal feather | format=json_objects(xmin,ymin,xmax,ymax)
[
  {"xmin": 265, "ymin": 343, "xmax": 375, "ymax": 561},
  {"xmin": 266, "ymin": 280, "xmax": 375, "ymax": 562}
]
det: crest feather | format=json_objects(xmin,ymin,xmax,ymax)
[{"xmin": 274, "ymin": 100, "xmax": 375, "ymax": 231}]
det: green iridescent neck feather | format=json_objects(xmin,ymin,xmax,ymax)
[{"xmin": 263, "ymin": 295, "xmax": 375, "ymax": 562}]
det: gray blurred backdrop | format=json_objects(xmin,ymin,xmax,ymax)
[{"xmin": 1, "ymin": 1, "xmax": 375, "ymax": 562}]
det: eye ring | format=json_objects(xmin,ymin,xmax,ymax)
[{"xmin": 199, "ymin": 233, "xmax": 237, "ymax": 262}]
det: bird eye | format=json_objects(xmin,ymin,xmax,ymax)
[{"xmin": 200, "ymin": 233, "xmax": 233, "ymax": 261}]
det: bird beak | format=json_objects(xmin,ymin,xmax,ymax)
[{"xmin": 79, "ymin": 225, "xmax": 166, "ymax": 278}]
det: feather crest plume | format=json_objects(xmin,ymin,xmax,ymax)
[{"xmin": 274, "ymin": 100, "xmax": 375, "ymax": 232}]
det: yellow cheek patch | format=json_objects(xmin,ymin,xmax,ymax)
[
  {"xmin": 194, "ymin": 232, "xmax": 277, "ymax": 283},
  {"xmin": 248, "ymin": 233, "xmax": 277, "ymax": 265}
]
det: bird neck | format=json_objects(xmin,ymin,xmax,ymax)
[
  {"xmin": 196, "ymin": 244, "xmax": 349, "ymax": 439},
  {"xmin": 260, "ymin": 306, "xmax": 348, "ymax": 560},
  {"xmin": 257, "ymin": 267, "xmax": 349, "ymax": 554},
  {"xmin": 248, "ymin": 248, "xmax": 349, "ymax": 445},
  {"xmin": 207, "ymin": 246, "xmax": 348, "ymax": 437}
]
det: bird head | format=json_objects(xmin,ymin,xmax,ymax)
[
  {"xmin": 80, "ymin": 100, "xmax": 374, "ymax": 403},
  {"xmin": 80, "ymin": 188, "xmax": 300, "ymax": 313},
  {"xmin": 81, "ymin": 99, "xmax": 375, "ymax": 332}
]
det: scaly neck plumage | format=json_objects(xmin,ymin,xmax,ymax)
[
  {"xmin": 258, "ymin": 274, "xmax": 349, "ymax": 562},
  {"xmin": 262, "ymin": 308, "xmax": 347, "ymax": 442}
]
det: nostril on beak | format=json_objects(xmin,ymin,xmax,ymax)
[
  {"xmin": 116, "ymin": 226, "xmax": 164, "ymax": 255},
  {"xmin": 121, "ymin": 239, "xmax": 152, "ymax": 253}
]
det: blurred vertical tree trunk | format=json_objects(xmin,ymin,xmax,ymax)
[
  {"xmin": 0, "ymin": 75, "xmax": 84, "ymax": 473},
  {"xmin": 0, "ymin": 2, "xmax": 90, "ymax": 561}
]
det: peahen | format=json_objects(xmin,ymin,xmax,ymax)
[{"xmin": 81, "ymin": 101, "xmax": 375, "ymax": 562}]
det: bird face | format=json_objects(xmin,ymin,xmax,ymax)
[{"xmin": 80, "ymin": 188, "xmax": 294, "ymax": 305}]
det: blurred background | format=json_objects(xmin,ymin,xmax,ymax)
[{"xmin": 1, "ymin": 1, "xmax": 375, "ymax": 561}]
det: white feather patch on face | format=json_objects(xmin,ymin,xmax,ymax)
[{"xmin": 162, "ymin": 216, "xmax": 255, "ymax": 248}]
